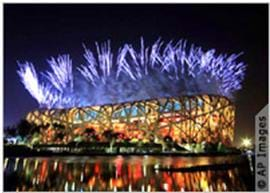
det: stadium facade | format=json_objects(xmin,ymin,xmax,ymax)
[{"xmin": 26, "ymin": 95, "xmax": 235, "ymax": 145}]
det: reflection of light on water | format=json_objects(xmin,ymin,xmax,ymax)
[
  {"xmin": 32, "ymin": 177, "xmax": 36, "ymax": 185},
  {"xmin": 80, "ymin": 172, "xmax": 84, "ymax": 182},
  {"xmin": 222, "ymin": 182, "xmax": 227, "ymax": 191},
  {"xmin": 64, "ymin": 181, "xmax": 69, "ymax": 191},
  {"xmin": 23, "ymin": 159, "xmax": 27, "ymax": 169},
  {"xmin": 14, "ymin": 158, "xmax": 19, "ymax": 171},
  {"xmin": 202, "ymin": 172, "xmax": 213, "ymax": 191},
  {"xmin": 89, "ymin": 184, "xmax": 93, "ymax": 192},
  {"xmin": 4, "ymin": 155, "xmax": 250, "ymax": 191},
  {"xmin": 228, "ymin": 170, "xmax": 232, "ymax": 178},
  {"xmin": 109, "ymin": 178, "xmax": 113, "ymax": 189},
  {"xmin": 147, "ymin": 184, "xmax": 151, "ymax": 192},
  {"xmin": 246, "ymin": 151, "xmax": 254, "ymax": 174},
  {"xmin": 154, "ymin": 163, "xmax": 159, "ymax": 173},
  {"xmin": 163, "ymin": 183, "xmax": 168, "ymax": 191},
  {"xmin": 114, "ymin": 156, "xmax": 123, "ymax": 178},
  {"xmin": 71, "ymin": 182, "xmax": 75, "ymax": 191},
  {"xmin": 143, "ymin": 165, "xmax": 147, "ymax": 177},
  {"xmin": 34, "ymin": 160, "xmax": 39, "ymax": 170},
  {"xmin": 141, "ymin": 184, "xmax": 145, "ymax": 192},
  {"xmin": 53, "ymin": 161, "xmax": 58, "ymax": 171},
  {"xmin": 4, "ymin": 158, "xmax": 8, "ymax": 169}
]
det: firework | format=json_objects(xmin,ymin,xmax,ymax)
[
  {"xmin": 17, "ymin": 61, "xmax": 49, "ymax": 106},
  {"xmin": 17, "ymin": 56, "xmax": 76, "ymax": 108},
  {"xmin": 77, "ymin": 41, "xmax": 113, "ymax": 86},
  {"xmin": 17, "ymin": 38, "xmax": 246, "ymax": 109},
  {"xmin": 42, "ymin": 54, "xmax": 73, "ymax": 93}
]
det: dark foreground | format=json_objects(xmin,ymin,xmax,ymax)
[
  {"xmin": 4, "ymin": 154, "xmax": 254, "ymax": 191},
  {"xmin": 4, "ymin": 144, "xmax": 241, "ymax": 157}
]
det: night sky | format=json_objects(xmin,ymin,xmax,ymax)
[{"xmin": 4, "ymin": 4, "xmax": 268, "ymax": 146}]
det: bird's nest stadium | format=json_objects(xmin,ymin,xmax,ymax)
[{"xmin": 26, "ymin": 95, "xmax": 235, "ymax": 146}]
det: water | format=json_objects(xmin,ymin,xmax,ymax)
[{"xmin": 4, "ymin": 155, "xmax": 254, "ymax": 191}]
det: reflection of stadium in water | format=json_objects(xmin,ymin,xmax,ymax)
[{"xmin": 4, "ymin": 155, "xmax": 253, "ymax": 191}]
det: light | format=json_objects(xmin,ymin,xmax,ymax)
[
  {"xmin": 163, "ymin": 183, "xmax": 168, "ymax": 191},
  {"xmin": 143, "ymin": 165, "xmax": 147, "ymax": 177},
  {"xmin": 71, "ymin": 182, "xmax": 75, "ymax": 191},
  {"xmin": 141, "ymin": 185, "xmax": 145, "ymax": 192},
  {"xmin": 14, "ymin": 158, "xmax": 19, "ymax": 171},
  {"xmin": 147, "ymin": 184, "xmax": 151, "ymax": 192},
  {"xmin": 4, "ymin": 158, "xmax": 8, "ymax": 169},
  {"xmin": 241, "ymin": 137, "xmax": 252, "ymax": 148},
  {"xmin": 53, "ymin": 161, "xmax": 58, "ymax": 171},
  {"xmin": 64, "ymin": 181, "xmax": 69, "ymax": 191},
  {"xmin": 128, "ymin": 184, "xmax": 132, "ymax": 192}
]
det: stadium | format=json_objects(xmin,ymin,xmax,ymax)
[{"xmin": 26, "ymin": 95, "xmax": 235, "ymax": 145}]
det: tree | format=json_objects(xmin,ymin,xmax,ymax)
[
  {"xmin": 30, "ymin": 125, "xmax": 41, "ymax": 135},
  {"xmin": 5, "ymin": 127, "xmax": 17, "ymax": 137},
  {"xmin": 30, "ymin": 132, "xmax": 41, "ymax": 146},
  {"xmin": 163, "ymin": 135, "xmax": 173, "ymax": 150},
  {"xmin": 103, "ymin": 130, "xmax": 119, "ymax": 152},
  {"xmin": 164, "ymin": 135, "xmax": 173, "ymax": 143},
  {"xmin": 55, "ymin": 132, "xmax": 65, "ymax": 141},
  {"xmin": 17, "ymin": 119, "xmax": 32, "ymax": 139},
  {"xmin": 103, "ymin": 130, "xmax": 114, "ymax": 141},
  {"xmin": 84, "ymin": 128, "xmax": 96, "ymax": 142}
]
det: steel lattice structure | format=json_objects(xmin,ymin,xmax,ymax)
[{"xmin": 26, "ymin": 95, "xmax": 235, "ymax": 145}]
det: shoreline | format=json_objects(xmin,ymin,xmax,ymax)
[{"xmin": 4, "ymin": 144, "xmax": 242, "ymax": 158}]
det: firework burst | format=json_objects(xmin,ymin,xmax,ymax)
[{"xmin": 17, "ymin": 38, "xmax": 246, "ymax": 109}]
